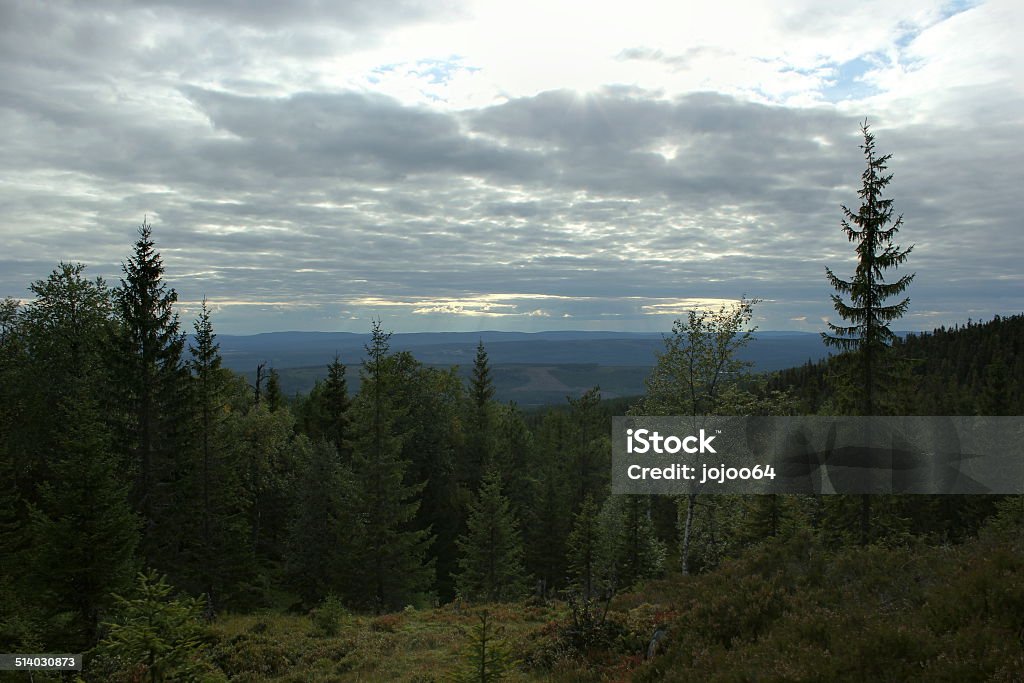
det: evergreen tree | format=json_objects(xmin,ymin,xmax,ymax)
[
  {"xmin": 523, "ymin": 410, "xmax": 573, "ymax": 594},
  {"xmin": 456, "ymin": 609, "xmax": 516, "ymax": 682},
  {"xmin": 348, "ymin": 321, "xmax": 434, "ymax": 612},
  {"xmin": 567, "ymin": 387, "xmax": 609, "ymax": 514},
  {"xmin": 11, "ymin": 264, "xmax": 138, "ymax": 648},
  {"xmin": 96, "ymin": 570, "xmax": 209, "ymax": 683},
  {"xmin": 822, "ymin": 121, "xmax": 914, "ymax": 544},
  {"xmin": 596, "ymin": 495, "xmax": 664, "ymax": 590},
  {"xmin": 823, "ymin": 120, "xmax": 915, "ymax": 416},
  {"xmin": 297, "ymin": 355, "xmax": 352, "ymax": 456},
  {"xmin": 264, "ymin": 367, "xmax": 284, "ymax": 411},
  {"xmin": 29, "ymin": 383, "xmax": 139, "ymax": 648},
  {"xmin": 322, "ymin": 355, "xmax": 352, "ymax": 452},
  {"xmin": 387, "ymin": 355, "xmax": 464, "ymax": 602},
  {"xmin": 456, "ymin": 469, "xmax": 528, "ymax": 603},
  {"xmin": 183, "ymin": 300, "xmax": 254, "ymax": 611},
  {"xmin": 115, "ymin": 221, "xmax": 189, "ymax": 566},
  {"xmin": 287, "ymin": 440, "xmax": 357, "ymax": 606},
  {"xmin": 227, "ymin": 402, "xmax": 306, "ymax": 579},
  {"xmin": 463, "ymin": 340, "xmax": 497, "ymax": 489},
  {"xmin": 566, "ymin": 494, "xmax": 601, "ymax": 600}
]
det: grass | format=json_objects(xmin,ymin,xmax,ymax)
[{"xmin": 206, "ymin": 601, "xmax": 567, "ymax": 682}]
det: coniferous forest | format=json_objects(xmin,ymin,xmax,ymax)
[
  {"xmin": 0, "ymin": 123, "xmax": 1021, "ymax": 682},
  {"xmin": 1, "ymin": 216, "xmax": 1022, "ymax": 681}
]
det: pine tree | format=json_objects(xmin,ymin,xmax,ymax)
[
  {"xmin": 287, "ymin": 440, "xmax": 357, "ymax": 606},
  {"xmin": 456, "ymin": 469, "xmax": 527, "ymax": 603},
  {"xmin": 567, "ymin": 387, "xmax": 608, "ymax": 514},
  {"xmin": 463, "ymin": 340, "xmax": 496, "ymax": 488},
  {"xmin": 566, "ymin": 494, "xmax": 601, "ymax": 600},
  {"xmin": 264, "ymin": 368, "xmax": 284, "ymax": 411},
  {"xmin": 348, "ymin": 321, "xmax": 434, "ymax": 612},
  {"xmin": 183, "ymin": 300, "xmax": 254, "ymax": 611},
  {"xmin": 596, "ymin": 495, "xmax": 664, "ymax": 590},
  {"xmin": 456, "ymin": 609, "xmax": 516, "ymax": 682},
  {"xmin": 297, "ymin": 355, "xmax": 351, "ymax": 456},
  {"xmin": 97, "ymin": 570, "xmax": 208, "ymax": 683},
  {"xmin": 115, "ymin": 220, "xmax": 189, "ymax": 566},
  {"xmin": 322, "ymin": 355, "xmax": 352, "ymax": 452},
  {"xmin": 29, "ymin": 383, "xmax": 139, "ymax": 648},
  {"xmin": 823, "ymin": 121, "xmax": 914, "ymax": 544},
  {"xmin": 823, "ymin": 119, "xmax": 915, "ymax": 414}
]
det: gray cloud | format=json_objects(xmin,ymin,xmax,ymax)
[{"xmin": 0, "ymin": 1, "xmax": 1020, "ymax": 334}]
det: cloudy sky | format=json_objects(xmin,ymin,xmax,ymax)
[{"xmin": 1, "ymin": 0, "xmax": 1021, "ymax": 334}]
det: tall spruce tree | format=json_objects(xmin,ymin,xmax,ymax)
[
  {"xmin": 184, "ymin": 300, "xmax": 253, "ymax": 610},
  {"xmin": 264, "ymin": 368, "xmax": 284, "ymax": 411},
  {"xmin": 15, "ymin": 265, "xmax": 138, "ymax": 647},
  {"xmin": 823, "ymin": 120, "xmax": 915, "ymax": 414},
  {"xmin": 297, "ymin": 355, "xmax": 352, "ymax": 456},
  {"xmin": 287, "ymin": 440, "xmax": 357, "ymax": 606},
  {"xmin": 455, "ymin": 468, "xmax": 527, "ymax": 603},
  {"xmin": 348, "ymin": 321, "xmax": 434, "ymax": 612},
  {"xmin": 566, "ymin": 494, "xmax": 601, "ymax": 600},
  {"xmin": 823, "ymin": 121, "xmax": 914, "ymax": 544},
  {"xmin": 463, "ymin": 340, "xmax": 496, "ymax": 489},
  {"xmin": 115, "ymin": 220, "xmax": 188, "ymax": 566}
]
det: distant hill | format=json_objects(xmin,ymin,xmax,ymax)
[{"xmin": 218, "ymin": 330, "xmax": 831, "ymax": 406}]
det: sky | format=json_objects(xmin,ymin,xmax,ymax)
[{"xmin": 1, "ymin": 0, "xmax": 1021, "ymax": 334}]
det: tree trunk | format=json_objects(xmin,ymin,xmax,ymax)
[{"xmin": 680, "ymin": 493, "xmax": 696, "ymax": 575}]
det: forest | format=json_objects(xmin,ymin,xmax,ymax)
[
  {"xmin": 0, "ymin": 222, "xmax": 1021, "ymax": 681},
  {"xmin": 1, "ymin": 126, "xmax": 1021, "ymax": 683}
]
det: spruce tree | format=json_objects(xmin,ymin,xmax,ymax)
[
  {"xmin": 596, "ymin": 495, "xmax": 664, "ymax": 591},
  {"xmin": 463, "ymin": 340, "xmax": 496, "ymax": 488},
  {"xmin": 455, "ymin": 468, "xmax": 527, "ymax": 603},
  {"xmin": 29, "ymin": 383, "xmax": 139, "ymax": 648},
  {"xmin": 297, "ymin": 355, "xmax": 351, "ymax": 456},
  {"xmin": 264, "ymin": 368, "xmax": 284, "ymax": 411},
  {"xmin": 823, "ymin": 120, "xmax": 915, "ymax": 415},
  {"xmin": 287, "ymin": 440, "xmax": 357, "ymax": 606},
  {"xmin": 823, "ymin": 121, "xmax": 914, "ymax": 544},
  {"xmin": 566, "ymin": 494, "xmax": 601, "ymax": 600},
  {"xmin": 348, "ymin": 321, "xmax": 434, "ymax": 612},
  {"xmin": 322, "ymin": 355, "xmax": 352, "ymax": 453},
  {"xmin": 115, "ymin": 220, "xmax": 188, "ymax": 566},
  {"xmin": 183, "ymin": 300, "xmax": 253, "ymax": 610}
]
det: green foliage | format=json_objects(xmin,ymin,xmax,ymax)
[
  {"xmin": 310, "ymin": 595, "xmax": 350, "ymax": 637},
  {"xmin": 633, "ymin": 528, "xmax": 1024, "ymax": 682},
  {"xmin": 298, "ymin": 355, "xmax": 353, "ymax": 455},
  {"xmin": 462, "ymin": 340, "xmax": 497, "ymax": 489},
  {"xmin": 823, "ymin": 120, "xmax": 914, "ymax": 419},
  {"xmin": 287, "ymin": 441, "xmax": 358, "ymax": 606},
  {"xmin": 347, "ymin": 321, "xmax": 435, "ymax": 612},
  {"xmin": 264, "ymin": 368, "xmax": 284, "ymax": 411},
  {"xmin": 114, "ymin": 221, "xmax": 190, "ymax": 570},
  {"xmin": 638, "ymin": 297, "xmax": 759, "ymax": 417},
  {"xmin": 596, "ymin": 495, "xmax": 665, "ymax": 590},
  {"xmin": 566, "ymin": 494, "xmax": 601, "ymax": 600},
  {"xmin": 456, "ymin": 609, "xmax": 517, "ymax": 682},
  {"xmin": 181, "ymin": 300, "xmax": 255, "ymax": 611},
  {"xmin": 95, "ymin": 570, "xmax": 213, "ymax": 683},
  {"xmin": 456, "ymin": 469, "xmax": 528, "ymax": 603}
]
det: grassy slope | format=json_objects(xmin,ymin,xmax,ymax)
[{"xmin": 203, "ymin": 509, "xmax": 1024, "ymax": 682}]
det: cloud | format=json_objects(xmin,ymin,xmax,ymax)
[{"xmin": 0, "ymin": 0, "xmax": 1020, "ymax": 334}]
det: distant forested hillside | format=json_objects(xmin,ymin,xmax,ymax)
[{"xmin": 768, "ymin": 314, "xmax": 1024, "ymax": 415}]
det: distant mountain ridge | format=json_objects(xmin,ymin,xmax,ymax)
[
  {"xmin": 213, "ymin": 329, "xmax": 827, "ymax": 372},
  {"xmin": 215, "ymin": 330, "xmax": 832, "ymax": 405}
]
